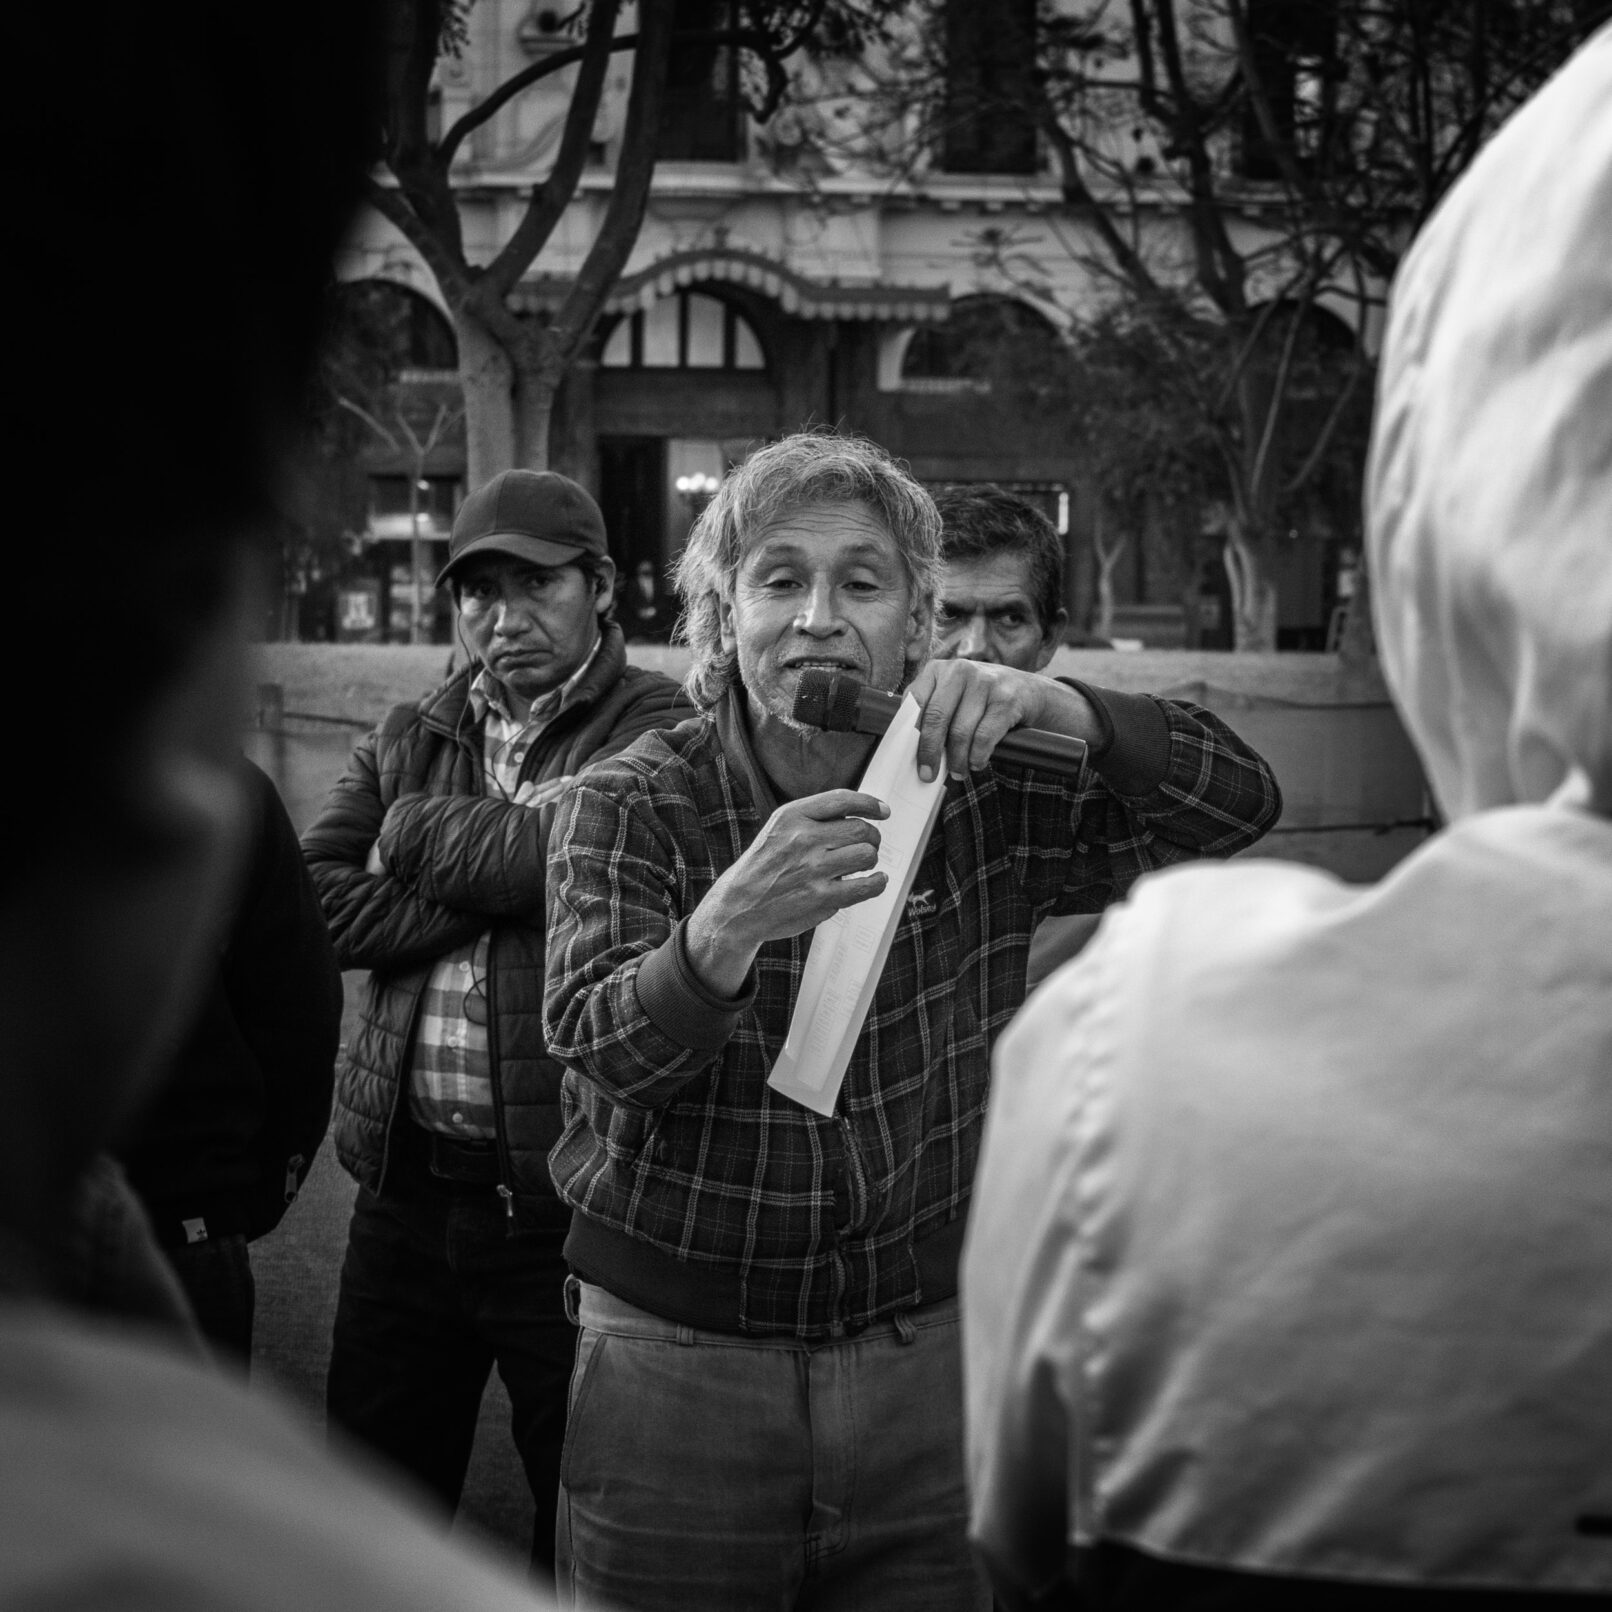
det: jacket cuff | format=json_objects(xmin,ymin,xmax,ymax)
[
  {"xmin": 634, "ymin": 920, "xmax": 756, "ymax": 1053},
  {"xmin": 1059, "ymin": 679, "xmax": 1172, "ymax": 796}
]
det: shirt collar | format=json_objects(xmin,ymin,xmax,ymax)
[
  {"xmin": 469, "ymin": 629, "xmax": 603, "ymax": 730},
  {"xmin": 713, "ymin": 685, "xmax": 782, "ymax": 818}
]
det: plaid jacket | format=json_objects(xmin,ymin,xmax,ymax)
[{"xmin": 545, "ymin": 687, "xmax": 1281, "ymax": 1336}]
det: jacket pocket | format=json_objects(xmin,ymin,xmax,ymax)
[{"xmin": 601, "ymin": 1100, "xmax": 657, "ymax": 1166}]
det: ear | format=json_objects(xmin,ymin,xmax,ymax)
[
  {"xmin": 591, "ymin": 556, "xmax": 617, "ymax": 616},
  {"xmin": 1034, "ymin": 608, "xmax": 1069, "ymax": 673},
  {"xmin": 718, "ymin": 588, "xmax": 738, "ymax": 655},
  {"xmin": 904, "ymin": 590, "xmax": 934, "ymax": 667}
]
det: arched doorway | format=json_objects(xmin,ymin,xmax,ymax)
[
  {"xmin": 596, "ymin": 290, "xmax": 772, "ymax": 635},
  {"xmin": 899, "ymin": 293, "xmax": 1061, "ymax": 387}
]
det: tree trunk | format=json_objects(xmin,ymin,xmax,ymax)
[
  {"xmin": 457, "ymin": 314, "xmax": 518, "ymax": 488},
  {"xmin": 1230, "ymin": 357, "xmax": 1286, "ymax": 653},
  {"xmin": 454, "ymin": 313, "xmax": 562, "ymax": 481},
  {"xmin": 510, "ymin": 355, "xmax": 555, "ymax": 474},
  {"xmin": 1090, "ymin": 507, "xmax": 1124, "ymax": 640},
  {"xmin": 407, "ymin": 470, "xmax": 423, "ymax": 645},
  {"xmin": 1179, "ymin": 577, "xmax": 1202, "ymax": 650},
  {"xmin": 1093, "ymin": 549, "xmax": 1122, "ymax": 641},
  {"xmin": 1224, "ymin": 527, "xmax": 1278, "ymax": 652},
  {"xmin": 1337, "ymin": 549, "xmax": 1375, "ymax": 664},
  {"xmin": 550, "ymin": 358, "xmax": 599, "ymax": 490}
]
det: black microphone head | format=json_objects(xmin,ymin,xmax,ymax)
[{"xmin": 792, "ymin": 668, "xmax": 862, "ymax": 732}]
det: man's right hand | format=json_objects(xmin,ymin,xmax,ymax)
[{"xmin": 684, "ymin": 790, "xmax": 890, "ymax": 998}]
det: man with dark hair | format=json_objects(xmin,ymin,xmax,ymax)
[
  {"xmin": 304, "ymin": 467, "xmax": 690, "ymax": 1582},
  {"xmin": 931, "ymin": 485, "xmax": 1069, "ymax": 671},
  {"xmin": 2, "ymin": 4, "xmax": 560, "ymax": 1606},
  {"xmin": 933, "ymin": 483, "xmax": 1264, "ymax": 985}
]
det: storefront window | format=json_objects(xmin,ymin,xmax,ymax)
[{"xmin": 366, "ymin": 475, "xmax": 459, "ymax": 540}]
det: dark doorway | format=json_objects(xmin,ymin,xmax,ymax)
[{"xmin": 599, "ymin": 437, "xmax": 667, "ymax": 576}]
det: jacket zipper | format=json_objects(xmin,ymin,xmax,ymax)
[
  {"xmin": 482, "ymin": 712, "xmax": 531, "ymax": 1236},
  {"xmin": 485, "ymin": 947, "xmax": 517, "ymax": 1232},
  {"xmin": 468, "ymin": 680, "xmax": 571, "ymax": 1234},
  {"xmin": 377, "ymin": 986, "xmax": 429, "ymax": 1193},
  {"xmin": 835, "ymin": 1116, "xmax": 871, "ymax": 1326}
]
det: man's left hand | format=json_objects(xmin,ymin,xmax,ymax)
[
  {"xmin": 904, "ymin": 661, "xmax": 1101, "ymax": 783},
  {"xmin": 511, "ymin": 774, "xmax": 575, "ymax": 810}
]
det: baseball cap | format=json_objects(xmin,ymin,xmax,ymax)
[{"xmin": 436, "ymin": 469, "xmax": 609, "ymax": 587}]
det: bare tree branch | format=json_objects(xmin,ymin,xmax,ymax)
[
  {"xmin": 483, "ymin": 0, "xmax": 622, "ymax": 300},
  {"xmin": 438, "ymin": 7, "xmax": 835, "ymax": 168},
  {"xmin": 361, "ymin": 176, "xmax": 475, "ymax": 307},
  {"xmin": 1246, "ymin": 282, "xmax": 1314, "ymax": 503},
  {"xmin": 1149, "ymin": 0, "xmax": 1242, "ymax": 314},
  {"xmin": 1039, "ymin": 113, "xmax": 1167, "ymax": 308},
  {"xmin": 334, "ymin": 394, "xmax": 402, "ymax": 453},
  {"xmin": 381, "ymin": 0, "xmax": 469, "ymax": 262},
  {"xmin": 1211, "ymin": 293, "xmax": 1288, "ymax": 418},
  {"xmin": 437, "ymin": 37, "xmax": 604, "ymax": 169},
  {"xmin": 549, "ymin": 0, "xmax": 678, "ymax": 359},
  {"xmin": 1283, "ymin": 341, "xmax": 1366, "ymax": 498}
]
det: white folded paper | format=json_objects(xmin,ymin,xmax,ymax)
[{"xmin": 768, "ymin": 693, "xmax": 947, "ymax": 1115}]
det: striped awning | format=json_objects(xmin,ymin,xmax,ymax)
[{"xmin": 515, "ymin": 246, "xmax": 951, "ymax": 323}]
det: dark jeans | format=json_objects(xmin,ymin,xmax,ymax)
[
  {"xmin": 326, "ymin": 1149, "xmax": 575, "ymax": 1584},
  {"xmin": 167, "ymin": 1232, "xmax": 255, "ymax": 1365}
]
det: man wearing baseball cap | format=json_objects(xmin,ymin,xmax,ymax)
[{"xmin": 303, "ymin": 468, "xmax": 691, "ymax": 1584}]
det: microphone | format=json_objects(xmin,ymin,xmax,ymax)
[{"xmin": 792, "ymin": 670, "xmax": 1089, "ymax": 777}]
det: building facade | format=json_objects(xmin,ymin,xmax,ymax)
[{"xmin": 322, "ymin": 0, "xmax": 1365, "ymax": 649}]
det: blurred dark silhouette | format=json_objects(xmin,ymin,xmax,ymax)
[
  {"xmin": 624, "ymin": 558, "xmax": 678, "ymax": 642},
  {"xmin": 118, "ymin": 757, "xmax": 342, "ymax": 1364},
  {"xmin": 0, "ymin": 5, "xmax": 555, "ymax": 1605}
]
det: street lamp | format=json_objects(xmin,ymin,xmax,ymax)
[
  {"xmin": 675, "ymin": 471, "xmax": 721, "ymax": 508},
  {"xmin": 409, "ymin": 477, "xmax": 431, "ymax": 646}
]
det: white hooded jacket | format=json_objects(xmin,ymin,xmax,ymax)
[{"xmin": 963, "ymin": 27, "xmax": 1612, "ymax": 1599}]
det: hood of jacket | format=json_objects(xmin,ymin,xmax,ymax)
[{"xmin": 1366, "ymin": 26, "xmax": 1612, "ymax": 820}]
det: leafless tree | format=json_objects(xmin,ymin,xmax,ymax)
[
  {"xmin": 370, "ymin": 1, "xmax": 840, "ymax": 484},
  {"xmin": 808, "ymin": 0, "xmax": 1606, "ymax": 648}
]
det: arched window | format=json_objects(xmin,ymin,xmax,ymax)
[
  {"xmin": 901, "ymin": 294, "xmax": 1059, "ymax": 388},
  {"xmin": 601, "ymin": 291, "xmax": 766, "ymax": 371},
  {"xmin": 1245, "ymin": 299, "xmax": 1360, "ymax": 401},
  {"xmin": 326, "ymin": 279, "xmax": 459, "ymax": 374}
]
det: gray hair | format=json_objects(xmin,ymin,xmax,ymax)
[{"xmin": 672, "ymin": 431, "xmax": 942, "ymax": 708}]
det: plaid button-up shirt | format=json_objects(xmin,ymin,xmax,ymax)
[
  {"xmin": 545, "ymin": 687, "xmax": 1281, "ymax": 1337},
  {"xmin": 409, "ymin": 643, "xmax": 601, "ymax": 1137}
]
